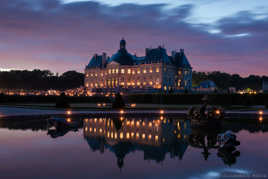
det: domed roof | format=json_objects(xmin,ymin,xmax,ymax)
[
  {"xmin": 108, "ymin": 39, "xmax": 134, "ymax": 66},
  {"xmin": 109, "ymin": 48, "xmax": 134, "ymax": 66}
]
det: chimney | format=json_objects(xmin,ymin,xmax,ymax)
[
  {"xmin": 171, "ymin": 51, "xmax": 177, "ymax": 58},
  {"xmin": 102, "ymin": 52, "xmax": 107, "ymax": 67},
  {"xmin": 145, "ymin": 48, "xmax": 150, "ymax": 56}
]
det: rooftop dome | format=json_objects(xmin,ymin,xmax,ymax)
[{"xmin": 108, "ymin": 39, "xmax": 134, "ymax": 66}]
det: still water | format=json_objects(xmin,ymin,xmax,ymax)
[{"xmin": 0, "ymin": 115, "xmax": 267, "ymax": 179}]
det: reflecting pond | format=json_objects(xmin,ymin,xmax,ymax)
[{"xmin": 0, "ymin": 115, "xmax": 267, "ymax": 179}]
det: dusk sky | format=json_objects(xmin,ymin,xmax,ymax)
[{"xmin": 0, "ymin": 0, "xmax": 268, "ymax": 76}]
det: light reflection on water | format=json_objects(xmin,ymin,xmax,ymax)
[{"xmin": 0, "ymin": 115, "xmax": 267, "ymax": 179}]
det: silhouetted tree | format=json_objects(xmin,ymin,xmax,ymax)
[{"xmin": 0, "ymin": 69, "xmax": 84, "ymax": 90}]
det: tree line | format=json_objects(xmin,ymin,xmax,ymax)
[
  {"xmin": 0, "ymin": 70, "xmax": 84, "ymax": 90},
  {"xmin": 192, "ymin": 71, "xmax": 268, "ymax": 90},
  {"xmin": 0, "ymin": 69, "xmax": 267, "ymax": 90}
]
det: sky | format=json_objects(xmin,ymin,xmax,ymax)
[{"xmin": 0, "ymin": 0, "xmax": 268, "ymax": 76}]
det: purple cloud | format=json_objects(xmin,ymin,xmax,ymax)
[{"xmin": 0, "ymin": 0, "xmax": 267, "ymax": 76}]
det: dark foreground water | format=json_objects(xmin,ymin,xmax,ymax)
[{"xmin": 0, "ymin": 115, "xmax": 267, "ymax": 179}]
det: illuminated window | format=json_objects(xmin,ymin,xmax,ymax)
[
  {"xmin": 149, "ymin": 122, "xmax": 152, "ymax": 127},
  {"xmin": 136, "ymin": 133, "xmax": 140, "ymax": 139},
  {"xmin": 137, "ymin": 82, "xmax": 141, "ymax": 86},
  {"xmin": 120, "ymin": 82, "xmax": 125, "ymax": 86},
  {"xmin": 178, "ymin": 70, "xmax": 182, "ymax": 75},
  {"xmin": 150, "ymin": 69, "xmax": 153, "ymax": 73},
  {"xmin": 132, "ymin": 70, "xmax": 135, "ymax": 75},
  {"xmin": 91, "ymin": 73, "xmax": 93, "ymax": 77},
  {"xmin": 95, "ymin": 73, "xmax": 98, "ymax": 77},
  {"xmin": 136, "ymin": 121, "xmax": 140, "ymax": 127},
  {"xmin": 101, "ymin": 73, "xmax": 103, "ymax": 77},
  {"xmin": 178, "ymin": 80, "xmax": 181, "ymax": 87},
  {"xmin": 149, "ymin": 81, "xmax": 153, "ymax": 86},
  {"xmin": 155, "ymin": 135, "xmax": 159, "ymax": 141},
  {"xmin": 142, "ymin": 133, "xmax": 146, "ymax": 139},
  {"xmin": 86, "ymin": 83, "xmax": 89, "ymax": 87},
  {"xmin": 143, "ymin": 69, "xmax": 147, "ymax": 73},
  {"xmin": 126, "ymin": 132, "xmax": 130, "ymax": 139},
  {"xmin": 148, "ymin": 134, "xmax": 152, "ymax": 140},
  {"xmin": 120, "ymin": 132, "xmax": 124, "ymax": 139},
  {"xmin": 114, "ymin": 133, "xmax": 118, "ymax": 139},
  {"xmin": 131, "ymin": 132, "xmax": 135, "ymax": 138},
  {"xmin": 121, "ymin": 69, "xmax": 125, "ymax": 74},
  {"xmin": 128, "ymin": 69, "xmax": 131, "ymax": 74},
  {"xmin": 142, "ymin": 121, "xmax": 146, "ymax": 126},
  {"xmin": 156, "ymin": 68, "xmax": 160, "ymax": 73},
  {"xmin": 116, "ymin": 69, "xmax": 119, "ymax": 74},
  {"xmin": 108, "ymin": 69, "xmax": 111, "ymax": 74},
  {"xmin": 112, "ymin": 69, "xmax": 115, "ymax": 74},
  {"xmin": 143, "ymin": 82, "xmax": 147, "ymax": 86},
  {"xmin": 137, "ymin": 69, "xmax": 141, "ymax": 74},
  {"xmin": 164, "ymin": 86, "xmax": 167, "ymax": 91}
]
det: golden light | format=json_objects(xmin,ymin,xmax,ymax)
[
  {"xmin": 130, "ymin": 103, "xmax": 136, "ymax": 108},
  {"xmin": 120, "ymin": 117, "xmax": 124, "ymax": 121},
  {"xmin": 149, "ymin": 122, "xmax": 152, "ymax": 127},
  {"xmin": 215, "ymin": 109, "xmax": 221, "ymax": 115},
  {"xmin": 97, "ymin": 103, "xmax": 101, "ymax": 107},
  {"xmin": 126, "ymin": 132, "xmax": 130, "ymax": 139},
  {"xmin": 66, "ymin": 118, "xmax": 72, "ymax": 123},
  {"xmin": 259, "ymin": 116, "xmax": 263, "ymax": 122},
  {"xmin": 160, "ymin": 116, "xmax": 164, "ymax": 120},
  {"xmin": 131, "ymin": 132, "xmax": 135, "ymax": 138},
  {"xmin": 120, "ymin": 132, "xmax": 124, "ymax": 139},
  {"xmin": 160, "ymin": 110, "xmax": 164, "ymax": 114},
  {"xmin": 120, "ymin": 110, "xmax": 124, "ymax": 114},
  {"xmin": 259, "ymin": 110, "xmax": 264, "ymax": 115},
  {"xmin": 148, "ymin": 134, "xmax": 152, "ymax": 140},
  {"xmin": 142, "ymin": 133, "xmax": 146, "ymax": 139},
  {"xmin": 66, "ymin": 110, "xmax": 72, "ymax": 115}
]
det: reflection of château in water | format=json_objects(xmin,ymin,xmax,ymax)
[{"xmin": 83, "ymin": 117, "xmax": 191, "ymax": 169}]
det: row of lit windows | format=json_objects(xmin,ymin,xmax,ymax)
[
  {"xmin": 85, "ymin": 127, "xmax": 159, "ymax": 141},
  {"xmin": 86, "ymin": 67, "xmax": 160, "ymax": 77},
  {"xmin": 86, "ymin": 81, "xmax": 162, "ymax": 89},
  {"xmin": 84, "ymin": 118, "xmax": 160, "ymax": 128}
]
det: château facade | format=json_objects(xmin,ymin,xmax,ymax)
[{"xmin": 85, "ymin": 39, "xmax": 192, "ymax": 93}]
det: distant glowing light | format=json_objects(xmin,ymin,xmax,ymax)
[
  {"xmin": 258, "ymin": 110, "xmax": 263, "ymax": 115},
  {"xmin": 215, "ymin": 109, "xmax": 221, "ymax": 115},
  {"xmin": 120, "ymin": 110, "xmax": 124, "ymax": 114},
  {"xmin": 66, "ymin": 110, "xmax": 72, "ymax": 115},
  {"xmin": 160, "ymin": 110, "xmax": 164, "ymax": 114}
]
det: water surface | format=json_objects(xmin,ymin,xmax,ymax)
[{"xmin": 0, "ymin": 116, "xmax": 267, "ymax": 179}]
